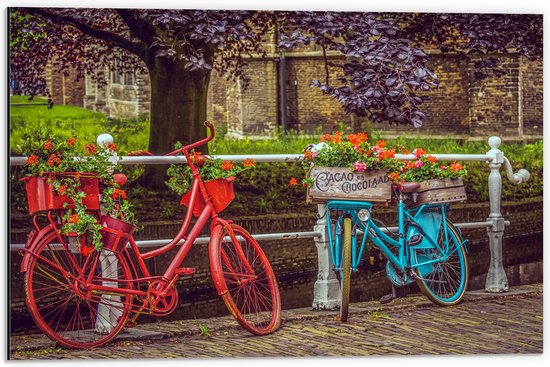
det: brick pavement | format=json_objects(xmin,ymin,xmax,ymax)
[{"xmin": 10, "ymin": 283, "xmax": 543, "ymax": 359}]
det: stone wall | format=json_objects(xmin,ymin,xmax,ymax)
[
  {"xmin": 46, "ymin": 61, "xmax": 85, "ymax": 107},
  {"xmin": 208, "ymin": 51, "xmax": 543, "ymax": 139},
  {"xmin": 521, "ymin": 57, "xmax": 544, "ymax": 136},
  {"xmin": 48, "ymin": 49, "xmax": 542, "ymax": 139}
]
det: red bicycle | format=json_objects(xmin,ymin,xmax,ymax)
[{"xmin": 20, "ymin": 122, "xmax": 281, "ymax": 348}]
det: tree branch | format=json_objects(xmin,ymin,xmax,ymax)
[
  {"xmin": 25, "ymin": 8, "xmax": 144, "ymax": 55},
  {"xmin": 114, "ymin": 9, "xmax": 158, "ymax": 45}
]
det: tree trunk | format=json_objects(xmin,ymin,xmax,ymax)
[{"xmin": 140, "ymin": 57, "xmax": 211, "ymax": 188}]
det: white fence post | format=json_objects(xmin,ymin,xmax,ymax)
[
  {"xmin": 95, "ymin": 133, "xmax": 122, "ymax": 333},
  {"xmin": 312, "ymin": 204, "xmax": 341, "ymax": 310},
  {"xmin": 485, "ymin": 136, "xmax": 508, "ymax": 292}
]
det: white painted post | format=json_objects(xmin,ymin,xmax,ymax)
[
  {"xmin": 95, "ymin": 133, "xmax": 122, "ymax": 333},
  {"xmin": 485, "ymin": 136, "xmax": 508, "ymax": 292},
  {"xmin": 312, "ymin": 204, "xmax": 341, "ymax": 310}
]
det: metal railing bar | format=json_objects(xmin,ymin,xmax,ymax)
[
  {"xmin": 9, "ymin": 153, "xmax": 492, "ymax": 166},
  {"xmin": 9, "ymin": 221, "xmax": 504, "ymax": 251}
]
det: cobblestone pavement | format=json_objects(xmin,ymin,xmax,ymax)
[{"xmin": 10, "ymin": 284, "xmax": 543, "ymax": 359}]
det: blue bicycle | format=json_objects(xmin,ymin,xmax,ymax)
[{"xmin": 325, "ymin": 182, "xmax": 469, "ymax": 321}]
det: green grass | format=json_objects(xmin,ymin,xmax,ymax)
[
  {"xmin": 9, "ymin": 95, "xmax": 49, "ymax": 104},
  {"xmin": 9, "ymin": 96, "xmax": 150, "ymax": 154}
]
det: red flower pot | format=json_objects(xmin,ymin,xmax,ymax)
[
  {"xmin": 21, "ymin": 172, "xmax": 100, "ymax": 215},
  {"xmin": 100, "ymin": 215, "xmax": 136, "ymax": 253},
  {"xmin": 180, "ymin": 177, "xmax": 235, "ymax": 217}
]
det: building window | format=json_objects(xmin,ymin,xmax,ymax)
[
  {"xmin": 124, "ymin": 70, "xmax": 135, "ymax": 86},
  {"xmin": 112, "ymin": 68, "xmax": 122, "ymax": 84}
]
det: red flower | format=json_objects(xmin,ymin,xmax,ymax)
[
  {"xmin": 403, "ymin": 149, "xmax": 409, "ymax": 155},
  {"xmin": 67, "ymin": 137, "xmax": 76, "ymax": 146},
  {"xmin": 427, "ymin": 155, "xmax": 437, "ymax": 163},
  {"xmin": 80, "ymin": 244, "xmax": 94, "ymax": 256},
  {"xmin": 74, "ymin": 172, "xmax": 81, "ymax": 179},
  {"xmin": 450, "ymin": 161, "xmax": 463, "ymax": 173},
  {"xmin": 320, "ymin": 133, "xmax": 332, "ymax": 143},
  {"xmin": 47, "ymin": 154, "xmax": 60, "ymax": 167},
  {"xmin": 106, "ymin": 143, "xmax": 118, "ymax": 152},
  {"xmin": 413, "ymin": 148, "xmax": 427, "ymax": 158},
  {"xmin": 221, "ymin": 160, "xmax": 234, "ymax": 171},
  {"xmin": 378, "ymin": 148, "xmax": 395, "ymax": 160},
  {"xmin": 332, "ymin": 132, "xmax": 342, "ymax": 143},
  {"xmin": 375, "ymin": 140, "xmax": 387, "ymax": 148},
  {"xmin": 388, "ymin": 172, "xmax": 401, "ymax": 182},
  {"xmin": 191, "ymin": 151, "xmax": 202, "ymax": 163},
  {"xmin": 57, "ymin": 185, "xmax": 67, "ymax": 195},
  {"xmin": 43, "ymin": 140, "xmax": 53, "ymax": 151},
  {"xmin": 304, "ymin": 150, "xmax": 313, "ymax": 160},
  {"xmin": 26, "ymin": 155, "xmax": 39, "ymax": 166},
  {"xmin": 67, "ymin": 214, "xmax": 79, "ymax": 224},
  {"xmin": 243, "ymin": 158, "xmax": 255, "ymax": 167},
  {"xmin": 85, "ymin": 144, "xmax": 97, "ymax": 155},
  {"xmin": 112, "ymin": 188, "xmax": 127, "ymax": 200},
  {"xmin": 289, "ymin": 177, "xmax": 298, "ymax": 187},
  {"xmin": 347, "ymin": 132, "xmax": 368, "ymax": 147}
]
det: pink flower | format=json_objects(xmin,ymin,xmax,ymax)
[
  {"xmin": 440, "ymin": 166, "xmax": 447, "ymax": 170},
  {"xmin": 353, "ymin": 162, "xmax": 366, "ymax": 172},
  {"xmin": 312, "ymin": 151, "xmax": 318, "ymax": 158},
  {"xmin": 415, "ymin": 160, "xmax": 424, "ymax": 168}
]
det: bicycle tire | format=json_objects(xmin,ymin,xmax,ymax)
[
  {"xmin": 339, "ymin": 217, "xmax": 352, "ymax": 322},
  {"xmin": 414, "ymin": 220, "xmax": 469, "ymax": 306},
  {"xmin": 25, "ymin": 231, "xmax": 133, "ymax": 348},
  {"xmin": 209, "ymin": 223, "xmax": 281, "ymax": 335}
]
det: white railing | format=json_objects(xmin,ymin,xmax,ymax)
[{"xmin": 9, "ymin": 135, "xmax": 531, "ymax": 308}]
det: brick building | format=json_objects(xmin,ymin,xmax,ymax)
[{"xmin": 47, "ymin": 46, "xmax": 543, "ymax": 140}]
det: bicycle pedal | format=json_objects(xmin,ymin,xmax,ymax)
[
  {"xmin": 379, "ymin": 293, "xmax": 396, "ymax": 304},
  {"xmin": 175, "ymin": 267, "xmax": 196, "ymax": 275}
]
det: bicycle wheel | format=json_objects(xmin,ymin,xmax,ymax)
[
  {"xmin": 339, "ymin": 217, "xmax": 352, "ymax": 322},
  {"xmin": 25, "ymin": 231, "xmax": 133, "ymax": 348},
  {"xmin": 209, "ymin": 223, "xmax": 281, "ymax": 335},
  {"xmin": 413, "ymin": 221, "xmax": 469, "ymax": 306}
]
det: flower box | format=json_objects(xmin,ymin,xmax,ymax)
[
  {"xmin": 180, "ymin": 177, "xmax": 236, "ymax": 217},
  {"xmin": 409, "ymin": 178, "xmax": 467, "ymax": 207},
  {"xmin": 21, "ymin": 172, "xmax": 100, "ymax": 215},
  {"xmin": 306, "ymin": 166, "xmax": 391, "ymax": 204},
  {"xmin": 100, "ymin": 215, "xmax": 136, "ymax": 253}
]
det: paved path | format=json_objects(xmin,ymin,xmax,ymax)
[{"xmin": 10, "ymin": 284, "xmax": 543, "ymax": 359}]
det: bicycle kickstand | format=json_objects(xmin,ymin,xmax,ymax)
[{"xmin": 379, "ymin": 284, "xmax": 397, "ymax": 304}]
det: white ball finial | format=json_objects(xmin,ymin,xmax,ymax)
[
  {"xmin": 488, "ymin": 136, "xmax": 501, "ymax": 150},
  {"xmin": 97, "ymin": 133, "xmax": 114, "ymax": 148}
]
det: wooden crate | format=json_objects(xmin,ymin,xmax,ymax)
[
  {"xmin": 306, "ymin": 166, "xmax": 391, "ymax": 204},
  {"xmin": 410, "ymin": 178, "xmax": 467, "ymax": 206}
]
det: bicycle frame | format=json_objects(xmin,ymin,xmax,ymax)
[
  {"xmin": 52, "ymin": 123, "xmax": 226, "ymax": 310},
  {"xmin": 325, "ymin": 199, "xmax": 461, "ymax": 274}
]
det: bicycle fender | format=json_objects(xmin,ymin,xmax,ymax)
[{"xmin": 20, "ymin": 224, "xmax": 56, "ymax": 273}]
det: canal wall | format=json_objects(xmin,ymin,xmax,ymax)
[{"xmin": 9, "ymin": 197, "xmax": 543, "ymax": 332}]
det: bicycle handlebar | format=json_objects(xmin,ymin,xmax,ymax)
[{"xmin": 165, "ymin": 121, "xmax": 215, "ymax": 156}]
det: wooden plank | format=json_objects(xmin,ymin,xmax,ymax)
[
  {"xmin": 306, "ymin": 167, "xmax": 391, "ymax": 204},
  {"xmin": 412, "ymin": 178, "xmax": 466, "ymax": 206}
]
